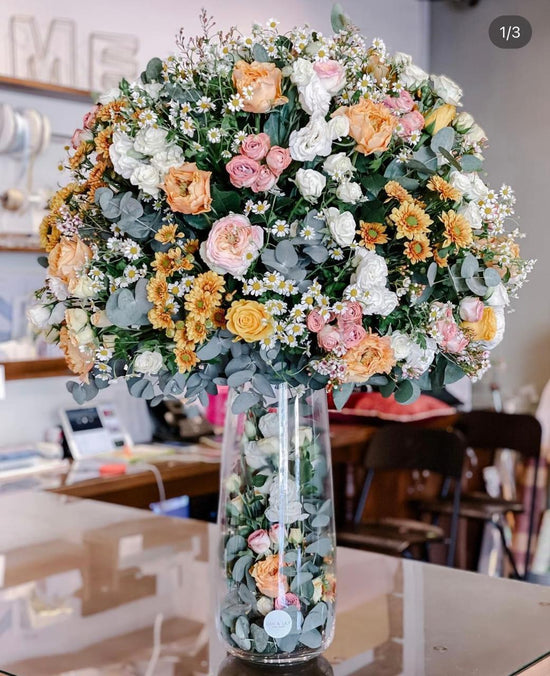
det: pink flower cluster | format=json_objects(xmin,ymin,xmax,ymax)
[
  {"xmin": 307, "ymin": 302, "xmax": 366, "ymax": 352},
  {"xmin": 71, "ymin": 104, "xmax": 99, "ymax": 149},
  {"xmin": 247, "ymin": 523, "xmax": 283, "ymax": 555},
  {"xmin": 432, "ymin": 302, "xmax": 469, "ymax": 354},
  {"xmin": 226, "ymin": 133, "xmax": 291, "ymax": 193},
  {"xmin": 383, "ymin": 90, "xmax": 424, "ymax": 138}
]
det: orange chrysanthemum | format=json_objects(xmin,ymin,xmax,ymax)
[
  {"xmin": 359, "ymin": 221, "xmax": 388, "ymax": 250},
  {"xmin": 440, "ymin": 210, "xmax": 473, "ymax": 249},
  {"xmin": 147, "ymin": 276, "xmax": 169, "ymax": 306},
  {"xmin": 69, "ymin": 141, "xmax": 91, "ymax": 170},
  {"xmin": 183, "ymin": 238, "xmax": 200, "ymax": 255},
  {"xmin": 148, "ymin": 306, "xmax": 175, "ymax": 331},
  {"xmin": 155, "ymin": 224, "xmax": 179, "ymax": 244},
  {"xmin": 384, "ymin": 180, "xmax": 412, "ymax": 203},
  {"xmin": 433, "ymin": 245, "xmax": 449, "ymax": 268},
  {"xmin": 94, "ymin": 127, "xmax": 113, "ymax": 160},
  {"xmin": 151, "ymin": 251, "xmax": 174, "ymax": 275},
  {"xmin": 174, "ymin": 346, "xmax": 199, "ymax": 373},
  {"xmin": 195, "ymin": 271, "xmax": 225, "ymax": 297},
  {"xmin": 185, "ymin": 318, "xmax": 208, "ymax": 344},
  {"xmin": 343, "ymin": 333, "xmax": 396, "ymax": 383},
  {"xmin": 427, "ymin": 175, "xmax": 462, "ymax": 202},
  {"xmin": 210, "ymin": 306, "xmax": 227, "ymax": 329},
  {"xmin": 184, "ymin": 287, "xmax": 215, "ymax": 319},
  {"xmin": 390, "ymin": 202, "xmax": 433, "ymax": 240},
  {"xmin": 404, "ymin": 237, "xmax": 432, "ymax": 263}
]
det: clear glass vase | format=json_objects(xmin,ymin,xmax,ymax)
[{"xmin": 216, "ymin": 383, "xmax": 336, "ymax": 664}]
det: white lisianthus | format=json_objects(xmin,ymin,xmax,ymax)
[
  {"xmin": 485, "ymin": 283, "xmax": 510, "ymax": 308},
  {"xmin": 290, "ymin": 58, "xmax": 315, "ymax": 86},
  {"xmin": 295, "ymin": 168, "xmax": 326, "ymax": 203},
  {"xmin": 405, "ymin": 337, "xmax": 437, "ymax": 375},
  {"xmin": 449, "ymin": 170, "xmax": 488, "ymax": 201},
  {"xmin": 336, "ymin": 180, "xmax": 363, "ymax": 204},
  {"xmin": 151, "ymin": 145, "xmax": 184, "ymax": 173},
  {"xmin": 65, "ymin": 308, "xmax": 95, "ymax": 345},
  {"xmin": 50, "ymin": 302, "xmax": 67, "ymax": 325},
  {"xmin": 431, "ymin": 74, "xmax": 463, "ymax": 106},
  {"xmin": 458, "ymin": 201, "xmax": 483, "ymax": 230},
  {"xmin": 258, "ymin": 412, "xmax": 279, "ymax": 438},
  {"xmin": 400, "ymin": 63, "xmax": 428, "ymax": 89},
  {"xmin": 134, "ymin": 350, "xmax": 164, "ymax": 375},
  {"xmin": 27, "ymin": 304, "xmax": 53, "ymax": 330},
  {"xmin": 265, "ymin": 476, "xmax": 308, "ymax": 523},
  {"xmin": 454, "ymin": 111, "xmax": 475, "ymax": 133},
  {"xmin": 68, "ymin": 275, "xmax": 97, "ymax": 299},
  {"xmin": 97, "ymin": 88, "xmax": 120, "ymax": 104},
  {"xmin": 464, "ymin": 123, "xmax": 487, "ymax": 147},
  {"xmin": 390, "ymin": 331, "xmax": 413, "ymax": 360},
  {"xmin": 481, "ymin": 307, "xmax": 505, "ymax": 349},
  {"xmin": 289, "ymin": 117, "xmax": 333, "ymax": 161},
  {"xmin": 47, "ymin": 277, "xmax": 69, "ymax": 301},
  {"xmin": 361, "ymin": 287, "xmax": 398, "ymax": 317},
  {"xmin": 109, "ymin": 131, "xmax": 142, "ymax": 179},
  {"xmin": 392, "ymin": 52, "xmax": 413, "ymax": 67},
  {"xmin": 130, "ymin": 164, "xmax": 161, "ymax": 197},
  {"xmin": 323, "ymin": 153, "xmax": 354, "ymax": 180},
  {"xmin": 351, "ymin": 250, "xmax": 389, "ymax": 290},
  {"xmin": 324, "ymin": 207, "xmax": 356, "ymax": 247},
  {"xmin": 290, "ymin": 58, "xmax": 331, "ymax": 116},
  {"xmin": 133, "ymin": 126, "xmax": 169, "ymax": 155},
  {"xmin": 327, "ymin": 115, "xmax": 350, "ymax": 141}
]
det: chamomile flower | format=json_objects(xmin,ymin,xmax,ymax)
[
  {"xmin": 332, "ymin": 301, "xmax": 346, "ymax": 314},
  {"xmin": 89, "ymin": 268, "xmax": 104, "ymax": 280},
  {"xmin": 221, "ymin": 150, "xmax": 232, "ymax": 160},
  {"xmin": 271, "ymin": 219, "xmax": 289, "ymax": 237},
  {"xmin": 234, "ymin": 130, "xmax": 247, "ymax": 146},
  {"xmin": 260, "ymin": 334, "xmax": 278, "ymax": 350},
  {"xmin": 168, "ymin": 282, "xmax": 185, "ymax": 297},
  {"xmin": 283, "ymin": 333, "xmax": 299, "ymax": 347},
  {"xmin": 180, "ymin": 116, "xmax": 196, "ymax": 137},
  {"xmin": 310, "ymin": 280, "xmax": 323, "ymax": 296},
  {"xmin": 111, "ymin": 223, "xmax": 123, "ymax": 236},
  {"xmin": 264, "ymin": 271, "xmax": 283, "ymax": 289},
  {"xmin": 138, "ymin": 110, "xmax": 157, "ymax": 125},
  {"xmin": 123, "ymin": 265, "xmax": 141, "ymax": 284},
  {"xmin": 121, "ymin": 241, "xmax": 142, "ymax": 261},
  {"xmin": 196, "ymin": 96, "xmax": 215, "ymax": 113},
  {"xmin": 266, "ymin": 17, "xmax": 279, "ymax": 29},
  {"xmin": 330, "ymin": 247, "xmax": 344, "ymax": 261},
  {"xmin": 191, "ymin": 141, "xmax": 204, "ymax": 153},
  {"xmin": 288, "ymin": 305, "xmax": 306, "ymax": 322},
  {"xmin": 227, "ymin": 94, "xmax": 245, "ymax": 112},
  {"xmin": 180, "ymin": 102, "xmax": 192, "ymax": 115},
  {"xmin": 180, "ymin": 276, "xmax": 194, "ymax": 291},
  {"xmin": 300, "ymin": 291, "xmax": 317, "ymax": 309},
  {"xmin": 207, "ymin": 128, "xmax": 223, "ymax": 143},
  {"xmin": 96, "ymin": 347, "xmax": 113, "ymax": 362},
  {"xmin": 408, "ymin": 130, "xmax": 422, "ymax": 145},
  {"xmin": 244, "ymin": 278, "xmax": 265, "ymax": 297},
  {"xmin": 300, "ymin": 224, "xmax": 316, "ymax": 240},
  {"xmin": 251, "ymin": 201, "xmax": 270, "ymax": 215},
  {"xmin": 106, "ymin": 237, "xmax": 121, "ymax": 251},
  {"xmin": 265, "ymin": 299, "xmax": 287, "ymax": 315},
  {"xmin": 243, "ymin": 199, "xmax": 254, "ymax": 216},
  {"xmin": 343, "ymin": 284, "xmax": 362, "ymax": 301}
]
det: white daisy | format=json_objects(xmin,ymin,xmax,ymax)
[
  {"xmin": 271, "ymin": 219, "xmax": 289, "ymax": 237},
  {"xmin": 207, "ymin": 128, "xmax": 223, "ymax": 143},
  {"xmin": 330, "ymin": 247, "xmax": 344, "ymax": 261},
  {"xmin": 96, "ymin": 347, "xmax": 113, "ymax": 362},
  {"xmin": 196, "ymin": 96, "xmax": 215, "ymax": 113},
  {"xmin": 265, "ymin": 299, "xmax": 287, "ymax": 315},
  {"xmin": 121, "ymin": 241, "xmax": 142, "ymax": 261},
  {"xmin": 251, "ymin": 201, "xmax": 270, "ymax": 215},
  {"xmin": 227, "ymin": 94, "xmax": 244, "ymax": 112}
]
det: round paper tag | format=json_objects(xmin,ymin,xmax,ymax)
[{"xmin": 263, "ymin": 609, "xmax": 292, "ymax": 639}]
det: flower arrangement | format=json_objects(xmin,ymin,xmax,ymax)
[{"xmin": 31, "ymin": 9, "xmax": 532, "ymax": 410}]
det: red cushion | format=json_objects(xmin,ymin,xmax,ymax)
[{"xmin": 329, "ymin": 391, "xmax": 455, "ymax": 423}]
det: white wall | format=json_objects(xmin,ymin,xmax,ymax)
[
  {"xmin": 430, "ymin": 0, "xmax": 550, "ymax": 406},
  {"xmin": 0, "ymin": 0, "xmax": 430, "ymax": 444}
]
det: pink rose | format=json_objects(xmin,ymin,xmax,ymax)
[
  {"xmin": 226, "ymin": 155, "xmax": 261, "ymax": 188},
  {"xmin": 341, "ymin": 324, "xmax": 367, "ymax": 349},
  {"xmin": 313, "ymin": 60, "xmax": 346, "ymax": 95},
  {"xmin": 241, "ymin": 133, "xmax": 271, "ymax": 161},
  {"xmin": 306, "ymin": 310, "xmax": 326, "ymax": 333},
  {"xmin": 318, "ymin": 326, "xmax": 341, "ymax": 352},
  {"xmin": 383, "ymin": 90, "xmax": 415, "ymax": 114},
  {"xmin": 71, "ymin": 129, "xmax": 84, "ymax": 149},
  {"xmin": 82, "ymin": 104, "xmax": 100, "ymax": 130},
  {"xmin": 200, "ymin": 214, "xmax": 264, "ymax": 277},
  {"xmin": 266, "ymin": 146, "xmax": 292, "ymax": 177},
  {"xmin": 398, "ymin": 111, "xmax": 425, "ymax": 137},
  {"xmin": 445, "ymin": 330, "xmax": 469, "ymax": 354},
  {"xmin": 435, "ymin": 315, "xmax": 467, "ymax": 353},
  {"xmin": 275, "ymin": 592, "xmax": 301, "ymax": 610},
  {"xmin": 337, "ymin": 301, "xmax": 363, "ymax": 329},
  {"xmin": 248, "ymin": 529, "xmax": 271, "ymax": 555},
  {"xmin": 269, "ymin": 524, "xmax": 282, "ymax": 544},
  {"xmin": 459, "ymin": 297, "xmax": 485, "ymax": 322},
  {"xmin": 251, "ymin": 165, "xmax": 277, "ymax": 193}
]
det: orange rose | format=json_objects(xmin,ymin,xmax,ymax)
[
  {"xmin": 332, "ymin": 99, "xmax": 397, "ymax": 155},
  {"xmin": 58, "ymin": 326, "xmax": 94, "ymax": 381},
  {"xmin": 424, "ymin": 103, "xmax": 456, "ymax": 135},
  {"xmin": 48, "ymin": 236, "xmax": 92, "ymax": 285},
  {"xmin": 249, "ymin": 554, "xmax": 289, "ymax": 598},
  {"xmin": 343, "ymin": 333, "xmax": 396, "ymax": 383},
  {"xmin": 226, "ymin": 300, "xmax": 273, "ymax": 343},
  {"xmin": 462, "ymin": 307, "xmax": 498, "ymax": 342},
  {"xmin": 232, "ymin": 60, "xmax": 287, "ymax": 114},
  {"xmin": 163, "ymin": 163, "xmax": 212, "ymax": 214}
]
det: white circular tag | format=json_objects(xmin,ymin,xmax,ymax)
[{"xmin": 263, "ymin": 609, "xmax": 292, "ymax": 639}]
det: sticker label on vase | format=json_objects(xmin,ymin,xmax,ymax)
[{"xmin": 263, "ymin": 609, "xmax": 292, "ymax": 638}]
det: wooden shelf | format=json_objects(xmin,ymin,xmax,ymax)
[
  {"xmin": 0, "ymin": 75, "xmax": 92, "ymax": 103},
  {"xmin": 0, "ymin": 234, "xmax": 44, "ymax": 253},
  {"xmin": 3, "ymin": 358, "xmax": 70, "ymax": 381}
]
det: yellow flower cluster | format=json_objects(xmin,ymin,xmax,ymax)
[{"xmin": 39, "ymin": 183, "xmax": 87, "ymax": 251}]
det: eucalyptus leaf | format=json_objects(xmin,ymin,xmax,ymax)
[
  {"xmin": 235, "ymin": 615, "xmax": 250, "ymax": 640},
  {"xmin": 129, "ymin": 378, "xmax": 155, "ymax": 400},
  {"xmin": 332, "ymin": 382, "xmax": 354, "ymax": 410},
  {"xmin": 394, "ymin": 379, "xmax": 421, "ymax": 405},
  {"xmin": 437, "ymin": 147, "xmax": 462, "ymax": 171},
  {"xmin": 196, "ymin": 337, "xmax": 222, "ymax": 361},
  {"xmin": 427, "ymin": 261, "xmax": 438, "ymax": 286},
  {"xmin": 277, "ymin": 633, "xmax": 299, "ymax": 653},
  {"xmin": 303, "ymin": 245, "xmax": 329, "ymax": 264},
  {"xmin": 252, "ymin": 43, "xmax": 269, "ymax": 62},
  {"xmin": 212, "ymin": 187, "xmax": 241, "ymax": 214},
  {"xmin": 105, "ymin": 278, "xmax": 153, "ymax": 328},
  {"xmin": 251, "ymin": 624, "xmax": 269, "ymax": 653},
  {"xmin": 290, "ymin": 572, "xmax": 313, "ymax": 593},
  {"xmin": 275, "ymin": 240, "xmax": 298, "ymax": 267},
  {"xmin": 232, "ymin": 391, "xmax": 261, "ymax": 414},
  {"xmin": 305, "ymin": 537, "xmax": 333, "ymax": 557},
  {"xmin": 431, "ymin": 127, "xmax": 455, "ymax": 154},
  {"xmin": 145, "ymin": 57, "xmax": 163, "ymax": 81},
  {"xmin": 252, "ymin": 373, "xmax": 275, "ymax": 397},
  {"xmin": 405, "ymin": 159, "xmax": 436, "ymax": 176},
  {"xmin": 227, "ymin": 370, "xmax": 255, "ymax": 388},
  {"xmin": 264, "ymin": 113, "xmax": 282, "ymax": 146},
  {"xmin": 225, "ymin": 534, "xmax": 247, "ymax": 559},
  {"xmin": 231, "ymin": 633, "xmax": 252, "ymax": 651},
  {"xmin": 461, "ymin": 254, "xmax": 479, "ymax": 279},
  {"xmin": 483, "ymin": 267, "xmax": 501, "ymax": 288},
  {"xmin": 466, "ymin": 276, "xmax": 488, "ymax": 295},
  {"xmin": 311, "ymin": 513, "xmax": 330, "ymax": 528},
  {"xmin": 444, "ymin": 359, "xmax": 465, "ymax": 385},
  {"xmin": 299, "ymin": 628, "xmax": 323, "ymax": 649},
  {"xmin": 331, "ymin": 3, "xmax": 349, "ymax": 32},
  {"xmin": 460, "ymin": 154, "xmax": 483, "ymax": 172},
  {"xmin": 302, "ymin": 602, "xmax": 328, "ymax": 633}
]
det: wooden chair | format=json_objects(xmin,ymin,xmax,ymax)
[
  {"xmin": 418, "ymin": 411, "xmax": 542, "ymax": 578},
  {"xmin": 338, "ymin": 425, "xmax": 466, "ymax": 567}
]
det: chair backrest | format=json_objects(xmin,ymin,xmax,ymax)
[
  {"xmin": 456, "ymin": 411, "xmax": 542, "ymax": 460},
  {"xmin": 363, "ymin": 424, "xmax": 466, "ymax": 480}
]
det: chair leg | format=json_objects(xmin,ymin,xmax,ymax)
[
  {"xmin": 525, "ymin": 458, "xmax": 540, "ymax": 579},
  {"xmin": 493, "ymin": 517, "xmax": 521, "ymax": 579}
]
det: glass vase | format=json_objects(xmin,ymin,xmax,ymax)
[{"xmin": 216, "ymin": 383, "xmax": 336, "ymax": 664}]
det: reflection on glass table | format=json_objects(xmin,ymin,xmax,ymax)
[{"xmin": 0, "ymin": 492, "xmax": 548, "ymax": 675}]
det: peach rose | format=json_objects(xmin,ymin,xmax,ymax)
[
  {"xmin": 265, "ymin": 146, "xmax": 292, "ymax": 177},
  {"xmin": 241, "ymin": 133, "xmax": 271, "ymax": 161},
  {"xmin": 462, "ymin": 306, "xmax": 498, "ymax": 342},
  {"xmin": 226, "ymin": 300, "xmax": 273, "ymax": 343},
  {"xmin": 249, "ymin": 553, "xmax": 288, "ymax": 598},
  {"xmin": 232, "ymin": 60, "xmax": 288, "ymax": 114},
  {"xmin": 344, "ymin": 333, "xmax": 396, "ymax": 383},
  {"xmin": 306, "ymin": 310, "xmax": 326, "ymax": 333},
  {"xmin": 163, "ymin": 163, "xmax": 212, "ymax": 214},
  {"xmin": 313, "ymin": 59, "xmax": 346, "ymax": 95},
  {"xmin": 58, "ymin": 326, "xmax": 94, "ymax": 381},
  {"xmin": 200, "ymin": 214, "xmax": 263, "ymax": 277},
  {"xmin": 459, "ymin": 297, "xmax": 485, "ymax": 323},
  {"xmin": 251, "ymin": 166, "xmax": 277, "ymax": 193},
  {"xmin": 226, "ymin": 155, "xmax": 261, "ymax": 188},
  {"xmin": 424, "ymin": 104, "xmax": 456, "ymax": 135},
  {"xmin": 332, "ymin": 99, "xmax": 397, "ymax": 155},
  {"xmin": 247, "ymin": 529, "xmax": 271, "ymax": 555},
  {"xmin": 48, "ymin": 236, "xmax": 92, "ymax": 285}
]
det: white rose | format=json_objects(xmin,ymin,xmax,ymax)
[
  {"xmin": 298, "ymin": 76, "xmax": 331, "ymax": 117},
  {"xmin": 464, "ymin": 123, "xmax": 487, "ymax": 146},
  {"xmin": 27, "ymin": 304, "xmax": 52, "ymax": 330},
  {"xmin": 323, "ymin": 152, "xmax": 354, "ymax": 180},
  {"xmin": 133, "ymin": 126, "xmax": 169, "ymax": 156},
  {"xmin": 458, "ymin": 201, "xmax": 483, "ymax": 230},
  {"xmin": 391, "ymin": 331, "xmax": 413, "ymax": 360},
  {"xmin": 481, "ymin": 307, "xmax": 505, "ymax": 349},
  {"xmin": 400, "ymin": 63, "xmax": 428, "ymax": 89},
  {"xmin": 405, "ymin": 337, "xmax": 437, "ymax": 375},
  {"xmin": 290, "ymin": 58, "xmax": 315, "ymax": 87},
  {"xmin": 244, "ymin": 437, "xmax": 279, "ymax": 470},
  {"xmin": 361, "ymin": 287, "xmax": 397, "ymax": 317},
  {"xmin": 68, "ymin": 275, "xmax": 97, "ymax": 299},
  {"xmin": 295, "ymin": 168, "xmax": 326, "ymax": 203},
  {"xmin": 47, "ymin": 276, "xmax": 68, "ymax": 301},
  {"xmin": 134, "ymin": 350, "xmax": 164, "ymax": 375},
  {"xmin": 324, "ymin": 207, "xmax": 356, "ymax": 247},
  {"xmin": 485, "ymin": 283, "xmax": 509, "ymax": 308},
  {"xmin": 142, "ymin": 83, "xmax": 163, "ymax": 100},
  {"xmin": 65, "ymin": 308, "xmax": 95, "ymax": 345},
  {"xmin": 288, "ymin": 528, "xmax": 303, "ymax": 545},
  {"xmin": 289, "ymin": 117, "xmax": 333, "ymax": 162},
  {"xmin": 265, "ymin": 477, "xmax": 308, "ymax": 524},
  {"xmin": 224, "ymin": 473, "xmax": 241, "ymax": 494},
  {"xmin": 381, "ymin": 289, "xmax": 399, "ymax": 316},
  {"xmin": 352, "ymin": 250, "xmax": 388, "ymax": 290},
  {"xmin": 449, "ymin": 170, "xmax": 488, "ymax": 201},
  {"xmin": 454, "ymin": 111, "xmax": 475, "ymax": 133},
  {"xmin": 258, "ymin": 412, "xmax": 279, "ymax": 439},
  {"xmin": 109, "ymin": 131, "xmax": 142, "ymax": 179},
  {"xmin": 50, "ymin": 303, "xmax": 66, "ymax": 325},
  {"xmin": 336, "ymin": 180, "xmax": 363, "ymax": 204},
  {"xmin": 327, "ymin": 115, "xmax": 350, "ymax": 141},
  {"xmin": 393, "ymin": 52, "xmax": 413, "ymax": 67},
  {"xmin": 130, "ymin": 164, "xmax": 161, "ymax": 197},
  {"xmin": 257, "ymin": 597, "xmax": 273, "ymax": 616},
  {"xmin": 467, "ymin": 173, "xmax": 489, "ymax": 201},
  {"xmin": 97, "ymin": 88, "xmax": 120, "ymax": 104},
  {"xmin": 151, "ymin": 145, "xmax": 184, "ymax": 173},
  {"xmin": 431, "ymin": 74, "xmax": 463, "ymax": 106}
]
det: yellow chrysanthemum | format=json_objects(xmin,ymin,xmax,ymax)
[
  {"xmin": 390, "ymin": 202, "xmax": 433, "ymax": 240},
  {"xmin": 148, "ymin": 306, "xmax": 175, "ymax": 331},
  {"xmin": 69, "ymin": 141, "xmax": 91, "ymax": 170},
  {"xmin": 433, "ymin": 245, "xmax": 449, "ymax": 268},
  {"xmin": 94, "ymin": 127, "xmax": 113, "ymax": 160},
  {"xmin": 147, "ymin": 276, "xmax": 169, "ymax": 306},
  {"xmin": 210, "ymin": 306, "xmax": 227, "ymax": 329},
  {"xmin": 183, "ymin": 238, "xmax": 200, "ymax": 255},
  {"xmin": 155, "ymin": 224, "xmax": 179, "ymax": 244},
  {"xmin": 440, "ymin": 210, "xmax": 473, "ymax": 249},
  {"xmin": 195, "ymin": 271, "xmax": 225, "ymax": 297},
  {"xmin": 384, "ymin": 180, "xmax": 412, "ymax": 203},
  {"xmin": 151, "ymin": 251, "xmax": 174, "ymax": 276},
  {"xmin": 184, "ymin": 287, "xmax": 215, "ymax": 319},
  {"xmin": 185, "ymin": 318, "xmax": 208, "ymax": 344},
  {"xmin": 39, "ymin": 214, "xmax": 61, "ymax": 252},
  {"xmin": 404, "ymin": 237, "xmax": 432, "ymax": 263},
  {"xmin": 174, "ymin": 346, "xmax": 199, "ymax": 373},
  {"xmin": 359, "ymin": 221, "xmax": 388, "ymax": 250},
  {"xmin": 427, "ymin": 175, "xmax": 462, "ymax": 202}
]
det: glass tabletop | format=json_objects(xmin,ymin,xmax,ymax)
[{"xmin": 0, "ymin": 492, "xmax": 548, "ymax": 675}]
